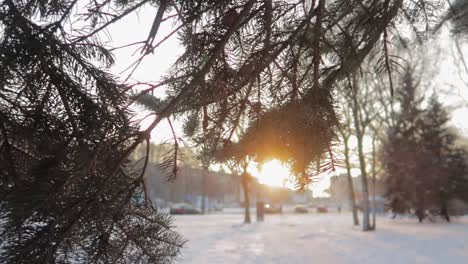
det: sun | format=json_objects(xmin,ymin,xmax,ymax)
[
  {"xmin": 252, "ymin": 160, "xmax": 292, "ymax": 187},
  {"xmin": 247, "ymin": 159, "xmax": 331, "ymax": 196}
]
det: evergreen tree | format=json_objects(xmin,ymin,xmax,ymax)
[
  {"xmin": 436, "ymin": 0, "xmax": 468, "ymax": 37},
  {"xmin": 0, "ymin": 1, "xmax": 182, "ymax": 263},
  {"xmin": 383, "ymin": 66, "xmax": 426, "ymax": 220},
  {"xmin": 419, "ymin": 95, "xmax": 468, "ymax": 221},
  {"xmin": 383, "ymin": 68, "xmax": 468, "ymax": 222}
]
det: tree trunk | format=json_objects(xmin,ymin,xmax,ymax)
[
  {"xmin": 441, "ymin": 202, "xmax": 450, "ymax": 222},
  {"xmin": 142, "ymin": 179, "xmax": 149, "ymax": 208},
  {"xmin": 242, "ymin": 171, "xmax": 251, "ymax": 223},
  {"xmin": 416, "ymin": 197, "xmax": 425, "ymax": 223},
  {"xmin": 201, "ymin": 106, "xmax": 209, "ymax": 214},
  {"xmin": 416, "ymin": 207, "xmax": 424, "ymax": 223},
  {"xmin": 357, "ymin": 134, "xmax": 371, "ymax": 231},
  {"xmin": 371, "ymin": 136, "xmax": 377, "ymax": 230},
  {"xmin": 351, "ymin": 74, "xmax": 371, "ymax": 231},
  {"xmin": 344, "ymin": 137, "xmax": 359, "ymax": 226},
  {"xmin": 201, "ymin": 168, "xmax": 207, "ymax": 214}
]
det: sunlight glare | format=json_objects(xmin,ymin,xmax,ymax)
[
  {"xmin": 248, "ymin": 159, "xmax": 333, "ymax": 197},
  {"xmin": 255, "ymin": 160, "xmax": 291, "ymax": 187}
]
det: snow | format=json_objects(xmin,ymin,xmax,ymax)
[{"xmin": 173, "ymin": 212, "xmax": 468, "ymax": 264}]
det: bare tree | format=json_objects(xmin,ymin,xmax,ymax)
[
  {"xmin": 337, "ymin": 69, "xmax": 384, "ymax": 231},
  {"xmin": 337, "ymin": 95, "xmax": 360, "ymax": 226},
  {"xmin": 351, "ymin": 73, "xmax": 371, "ymax": 231},
  {"xmin": 241, "ymin": 160, "xmax": 252, "ymax": 223}
]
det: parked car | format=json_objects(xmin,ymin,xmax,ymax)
[
  {"xmin": 316, "ymin": 206, "xmax": 328, "ymax": 213},
  {"xmin": 212, "ymin": 204, "xmax": 223, "ymax": 212},
  {"xmin": 265, "ymin": 203, "xmax": 282, "ymax": 214},
  {"xmin": 294, "ymin": 205, "xmax": 308, "ymax": 214},
  {"xmin": 170, "ymin": 203, "xmax": 201, "ymax": 215}
]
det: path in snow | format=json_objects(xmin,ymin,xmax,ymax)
[{"xmin": 173, "ymin": 212, "xmax": 468, "ymax": 264}]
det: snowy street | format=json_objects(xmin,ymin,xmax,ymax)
[{"xmin": 173, "ymin": 213, "xmax": 468, "ymax": 264}]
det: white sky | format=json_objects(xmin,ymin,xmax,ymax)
[
  {"xmin": 103, "ymin": 5, "xmax": 468, "ymax": 197},
  {"xmin": 106, "ymin": 5, "xmax": 184, "ymax": 144}
]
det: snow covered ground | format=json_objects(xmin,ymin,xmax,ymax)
[{"xmin": 173, "ymin": 212, "xmax": 468, "ymax": 264}]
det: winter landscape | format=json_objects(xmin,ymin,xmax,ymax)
[
  {"xmin": 174, "ymin": 213, "xmax": 468, "ymax": 264},
  {"xmin": 2, "ymin": 1, "xmax": 468, "ymax": 264}
]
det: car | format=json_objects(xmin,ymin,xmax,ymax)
[
  {"xmin": 212, "ymin": 204, "xmax": 223, "ymax": 212},
  {"xmin": 264, "ymin": 203, "xmax": 282, "ymax": 214},
  {"xmin": 170, "ymin": 203, "xmax": 201, "ymax": 214},
  {"xmin": 316, "ymin": 207, "xmax": 328, "ymax": 213},
  {"xmin": 294, "ymin": 205, "xmax": 308, "ymax": 213}
]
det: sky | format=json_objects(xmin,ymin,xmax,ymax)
[{"xmin": 102, "ymin": 4, "xmax": 468, "ymax": 197}]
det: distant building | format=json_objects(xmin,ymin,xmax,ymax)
[
  {"xmin": 327, "ymin": 173, "xmax": 386, "ymax": 213},
  {"xmin": 292, "ymin": 191, "xmax": 313, "ymax": 204},
  {"xmin": 144, "ymin": 164, "xmax": 241, "ymax": 209},
  {"xmin": 143, "ymin": 162, "xmax": 308, "ymax": 209}
]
